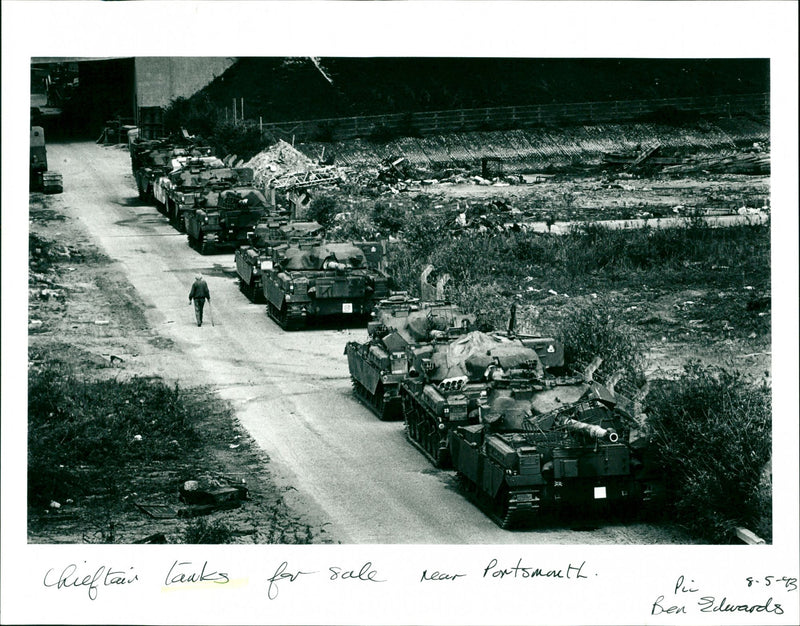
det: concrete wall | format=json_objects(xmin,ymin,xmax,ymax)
[{"xmin": 134, "ymin": 57, "xmax": 236, "ymax": 108}]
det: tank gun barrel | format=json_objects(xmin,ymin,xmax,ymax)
[{"xmin": 562, "ymin": 417, "xmax": 619, "ymax": 442}]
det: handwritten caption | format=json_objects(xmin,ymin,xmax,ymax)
[
  {"xmin": 650, "ymin": 574, "xmax": 798, "ymax": 617},
  {"xmin": 41, "ymin": 558, "xmax": 592, "ymax": 601}
]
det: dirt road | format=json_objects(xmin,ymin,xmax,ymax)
[{"xmin": 46, "ymin": 141, "xmax": 691, "ymax": 544}]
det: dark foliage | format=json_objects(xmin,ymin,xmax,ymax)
[{"xmin": 648, "ymin": 362, "xmax": 772, "ymax": 543}]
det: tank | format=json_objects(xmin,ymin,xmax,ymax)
[
  {"xmin": 184, "ymin": 186, "xmax": 270, "ymax": 254},
  {"xmin": 345, "ymin": 295, "xmax": 475, "ymax": 420},
  {"xmin": 446, "ymin": 355, "xmax": 661, "ymax": 528},
  {"xmin": 262, "ymin": 241, "xmax": 390, "ymax": 330},
  {"xmin": 235, "ymin": 219, "xmax": 325, "ymax": 302},
  {"xmin": 153, "ymin": 157, "xmax": 239, "ymax": 229},
  {"xmin": 399, "ymin": 330, "xmax": 564, "ymax": 467},
  {"xmin": 129, "ymin": 139, "xmax": 211, "ymax": 203}
]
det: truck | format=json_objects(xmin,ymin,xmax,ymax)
[
  {"xmin": 345, "ymin": 295, "xmax": 475, "ymax": 420},
  {"xmin": 184, "ymin": 186, "xmax": 270, "ymax": 254},
  {"xmin": 262, "ymin": 241, "xmax": 390, "ymax": 330},
  {"xmin": 235, "ymin": 218, "xmax": 325, "ymax": 302}
]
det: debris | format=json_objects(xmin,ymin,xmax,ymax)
[
  {"xmin": 734, "ymin": 527, "xmax": 765, "ymax": 545},
  {"xmin": 179, "ymin": 478, "xmax": 248, "ymax": 506},
  {"xmin": 133, "ymin": 434, "xmax": 143, "ymax": 442},
  {"xmin": 49, "ymin": 501, "xmax": 61, "ymax": 509},
  {"xmin": 134, "ymin": 533, "xmax": 168, "ymax": 544}
]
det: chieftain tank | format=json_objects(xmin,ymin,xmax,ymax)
[
  {"xmin": 129, "ymin": 138, "xmax": 212, "ymax": 202},
  {"xmin": 184, "ymin": 186, "xmax": 270, "ymax": 254},
  {"xmin": 401, "ymin": 329, "xmax": 660, "ymax": 527},
  {"xmin": 262, "ymin": 241, "xmax": 390, "ymax": 330},
  {"xmin": 235, "ymin": 219, "xmax": 325, "ymax": 302},
  {"xmin": 152, "ymin": 157, "xmax": 235, "ymax": 228},
  {"xmin": 399, "ymin": 330, "xmax": 564, "ymax": 468},
  {"xmin": 345, "ymin": 295, "xmax": 475, "ymax": 420}
]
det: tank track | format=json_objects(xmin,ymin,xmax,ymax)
[
  {"xmin": 493, "ymin": 489, "xmax": 542, "ymax": 529},
  {"xmin": 267, "ymin": 300, "xmax": 303, "ymax": 331},
  {"xmin": 351, "ymin": 377, "xmax": 402, "ymax": 421},
  {"xmin": 402, "ymin": 390, "xmax": 451, "ymax": 468},
  {"xmin": 461, "ymin": 479, "xmax": 542, "ymax": 529},
  {"xmin": 238, "ymin": 277, "xmax": 263, "ymax": 303},
  {"xmin": 188, "ymin": 232, "xmax": 215, "ymax": 255}
]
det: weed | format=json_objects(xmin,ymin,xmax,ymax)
[
  {"xmin": 28, "ymin": 363, "xmax": 203, "ymax": 508},
  {"xmin": 182, "ymin": 517, "xmax": 234, "ymax": 544},
  {"xmin": 557, "ymin": 300, "xmax": 646, "ymax": 385}
]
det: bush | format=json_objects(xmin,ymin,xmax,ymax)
[
  {"xmin": 372, "ymin": 200, "xmax": 406, "ymax": 235},
  {"xmin": 557, "ymin": 301, "xmax": 646, "ymax": 385},
  {"xmin": 211, "ymin": 121, "xmax": 263, "ymax": 162},
  {"xmin": 183, "ymin": 517, "xmax": 233, "ymax": 544},
  {"xmin": 648, "ymin": 362, "xmax": 771, "ymax": 543},
  {"xmin": 306, "ymin": 194, "xmax": 340, "ymax": 229}
]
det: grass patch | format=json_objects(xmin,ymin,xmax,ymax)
[
  {"xmin": 28, "ymin": 363, "xmax": 203, "ymax": 510},
  {"xmin": 648, "ymin": 362, "xmax": 772, "ymax": 543}
]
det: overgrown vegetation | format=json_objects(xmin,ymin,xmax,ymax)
[
  {"xmin": 647, "ymin": 362, "xmax": 772, "ymax": 543},
  {"xmin": 384, "ymin": 218, "xmax": 770, "ymax": 300},
  {"xmin": 28, "ymin": 364, "xmax": 202, "ymax": 509},
  {"xmin": 183, "ymin": 517, "xmax": 234, "ymax": 544},
  {"xmin": 557, "ymin": 302, "xmax": 646, "ymax": 385}
]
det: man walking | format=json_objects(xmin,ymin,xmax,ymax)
[{"xmin": 189, "ymin": 274, "xmax": 211, "ymax": 326}]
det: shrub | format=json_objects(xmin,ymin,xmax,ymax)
[
  {"xmin": 182, "ymin": 517, "xmax": 233, "ymax": 544},
  {"xmin": 557, "ymin": 301, "xmax": 646, "ymax": 385},
  {"xmin": 648, "ymin": 362, "xmax": 771, "ymax": 543},
  {"xmin": 372, "ymin": 200, "xmax": 406, "ymax": 235},
  {"xmin": 306, "ymin": 194, "xmax": 340, "ymax": 229},
  {"xmin": 211, "ymin": 121, "xmax": 263, "ymax": 162}
]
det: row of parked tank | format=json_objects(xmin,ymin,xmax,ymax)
[
  {"xmin": 130, "ymin": 135, "xmax": 663, "ymax": 528},
  {"xmin": 130, "ymin": 135, "xmax": 389, "ymax": 330}
]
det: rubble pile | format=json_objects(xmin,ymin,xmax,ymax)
[
  {"xmin": 661, "ymin": 150, "xmax": 770, "ymax": 175},
  {"xmin": 246, "ymin": 140, "xmax": 317, "ymax": 188}
]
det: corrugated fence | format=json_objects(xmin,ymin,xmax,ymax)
[{"xmin": 256, "ymin": 93, "xmax": 769, "ymax": 143}]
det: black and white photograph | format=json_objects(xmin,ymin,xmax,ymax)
[{"xmin": 2, "ymin": 2, "xmax": 798, "ymax": 625}]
